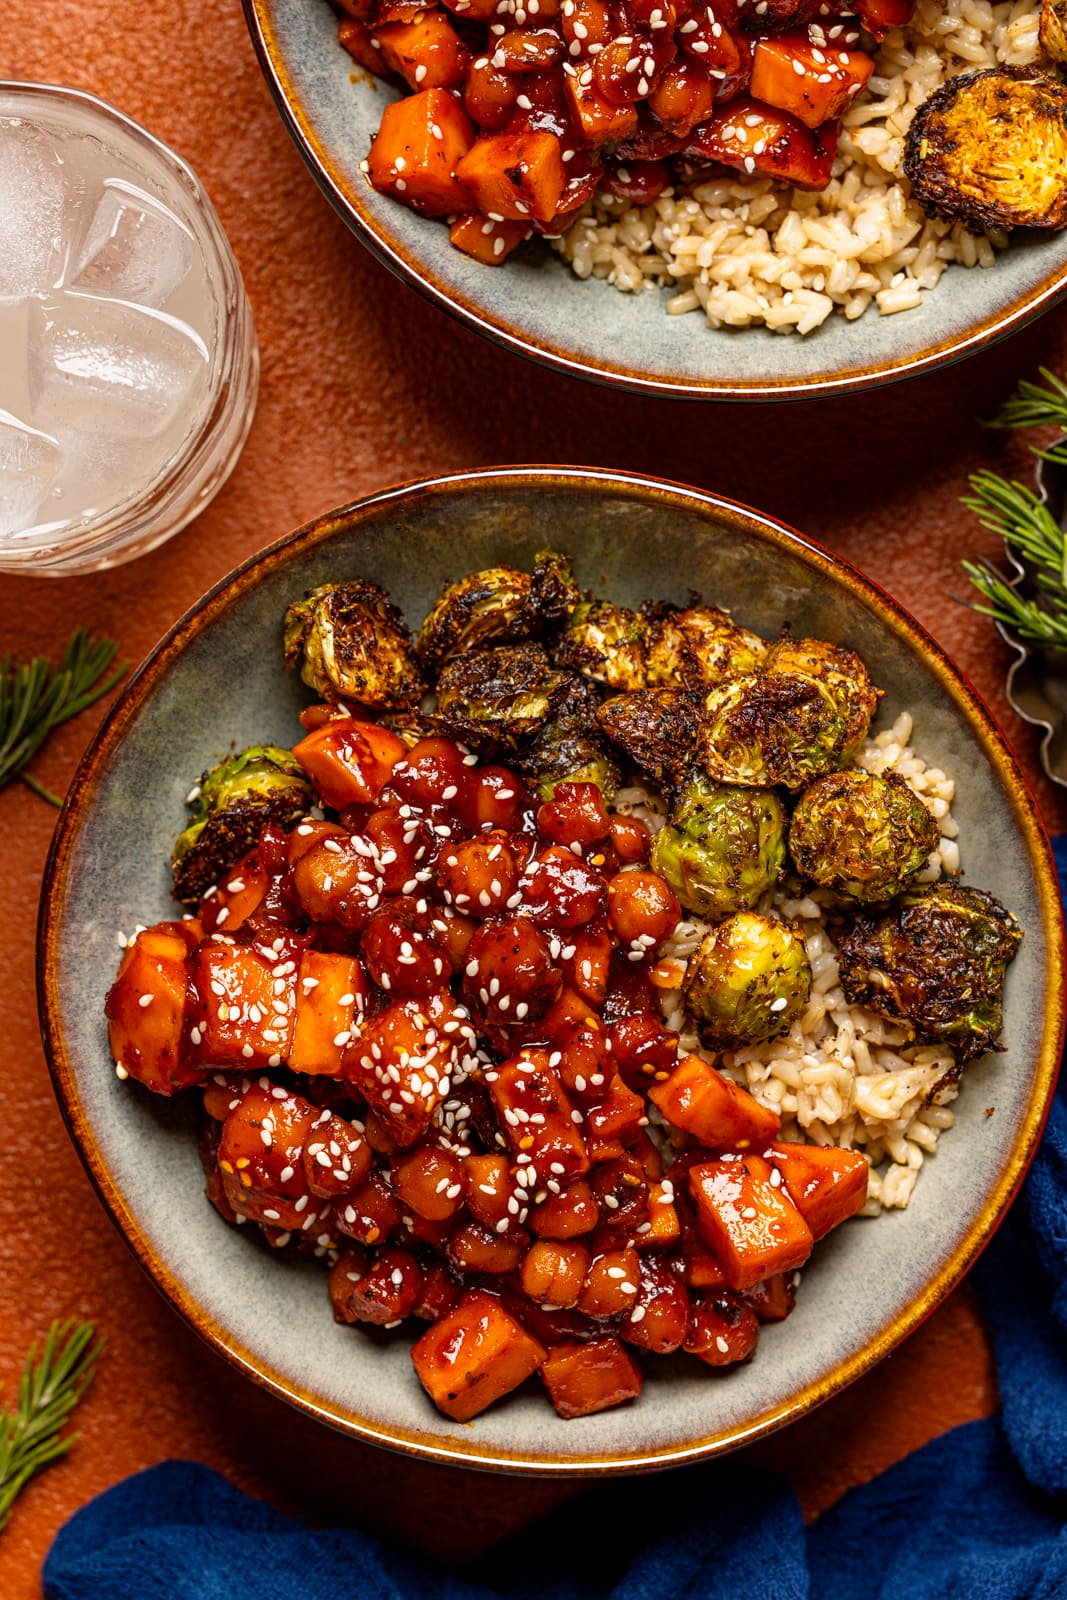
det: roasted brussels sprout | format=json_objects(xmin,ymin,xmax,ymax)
[
  {"xmin": 596, "ymin": 687, "xmax": 703, "ymax": 787},
  {"xmin": 903, "ymin": 66, "xmax": 1067, "ymax": 232},
  {"xmin": 435, "ymin": 642, "xmax": 570, "ymax": 753},
  {"xmin": 645, "ymin": 604, "xmax": 768, "ymax": 690},
  {"xmin": 519, "ymin": 675, "xmax": 622, "ymax": 802},
  {"xmin": 172, "ymin": 745, "xmax": 314, "ymax": 903},
  {"xmin": 416, "ymin": 550, "xmax": 579, "ymax": 676},
  {"xmin": 788, "ymin": 769, "xmax": 939, "ymax": 902},
  {"xmin": 1041, "ymin": 0, "xmax": 1067, "ymax": 63},
  {"xmin": 699, "ymin": 639, "xmax": 879, "ymax": 790},
  {"xmin": 651, "ymin": 776, "xmax": 787, "ymax": 920},
  {"xmin": 552, "ymin": 599, "xmax": 648, "ymax": 691},
  {"xmin": 283, "ymin": 580, "xmax": 424, "ymax": 710},
  {"xmin": 683, "ymin": 911, "xmax": 812, "ymax": 1050},
  {"xmin": 838, "ymin": 884, "xmax": 1022, "ymax": 1065}
]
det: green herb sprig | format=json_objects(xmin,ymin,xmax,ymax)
[
  {"xmin": 0, "ymin": 1321, "xmax": 103, "ymax": 1533},
  {"xmin": 0, "ymin": 631, "xmax": 126, "ymax": 807},
  {"xmin": 962, "ymin": 369, "xmax": 1067, "ymax": 648}
]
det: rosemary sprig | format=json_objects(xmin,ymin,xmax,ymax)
[
  {"xmin": 985, "ymin": 366, "xmax": 1067, "ymax": 465},
  {"xmin": 0, "ymin": 1321, "xmax": 102, "ymax": 1533},
  {"xmin": 0, "ymin": 631, "xmax": 126, "ymax": 807}
]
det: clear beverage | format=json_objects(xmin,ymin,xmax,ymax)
[{"xmin": 0, "ymin": 83, "xmax": 258, "ymax": 575}]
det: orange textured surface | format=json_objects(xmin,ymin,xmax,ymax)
[{"xmin": 3, "ymin": 0, "xmax": 1067, "ymax": 1591}]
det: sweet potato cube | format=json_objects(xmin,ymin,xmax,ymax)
[
  {"xmin": 368, "ymin": 88, "xmax": 476, "ymax": 216},
  {"xmin": 689, "ymin": 1156, "xmax": 813, "ymax": 1291},
  {"xmin": 750, "ymin": 32, "xmax": 873, "ymax": 129},
  {"xmin": 685, "ymin": 1292, "xmax": 760, "ymax": 1366},
  {"xmin": 487, "ymin": 1052, "xmax": 589, "ymax": 1177},
  {"xmin": 290, "ymin": 950, "xmax": 368, "ymax": 1077},
  {"xmin": 391, "ymin": 1146, "xmax": 465, "ymax": 1220},
  {"xmin": 106, "ymin": 923, "xmax": 197, "ymax": 1095},
  {"xmin": 583, "ymin": 1074, "xmax": 645, "ymax": 1151},
  {"xmin": 521, "ymin": 1240, "xmax": 591, "ymax": 1308},
  {"xmin": 636, "ymin": 1180, "xmax": 680, "ymax": 1249},
  {"xmin": 336, "ymin": 1172, "xmax": 404, "ymax": 1245},
  {"xmin": 342, "ymin": 1246, "xmax": 423, "ymax": 1325},
  {"xmin": 577, "ymin": 1248, "xmax": 641, "ymax": 1318},
  {"xmin": 529, "ymin": 1177, "xmax": 599, "ymax": 1238},
  {"xmin": 764, "ymin": 1140, "xmax": 869, "ymax": 1239},
  {"xmin": 302, "ymin": 1111, "xmax": 372, "ymax": 1198},
  {"xmin": 218, "ymin": 1083, "xmax": 318, "ymax": 1229},
  {"xmin": 742, "ymin": 1271, "xmax": 795, "ymax": 1323},
  {"xmin": 345, "ymin": 991, "xmax": 464, "ymax": 1145},
  {"xmin": 462, "ymin": 1153, "xmax": 523, "ymax": 1231},
  {"xmin": 338, "ymin": 17, "xmax": 390, "ymax": 76},
  {"xmin": 448, "ymin": 1218, "xmax": 528, "ymax": 1274},
  {"xmin": 375, "ymin": 12, "xmax": 469, "ymax": 90},
  {"xmin": 411, "ymin": 1289, "xmax": 546, "ymax": 1420},
  {"xmin": 450, "ymin": 212, "xmax": 529, "ymax": 264},
  {"xmin": 455, "ymin": 129, "xmax": 566, "ymax": 223},
  {"xmin": 202, "ymin": 849, "xmax": 267, "ymax": 935},
  {"xmin": 686, "ymin": 97, "xmax": 838, "ymax": 191},
  {"xmin": 541, "ymin": 1337, "xmax": 643, "ymax": 1419},
  {"xmin": 190, "ymin": 940, "xmax": 296, "ymax": 1070},
  {"xmin": 648, "ymin": 1055, "xmax": 780, "ymax": 1150},
  {"xmin": 620, "ymin": 1255, "xmax": 689, "ymax": 1354},
  {"xmin": 564, "ymin": 65, "xmax": 639, "ymax": 145}
]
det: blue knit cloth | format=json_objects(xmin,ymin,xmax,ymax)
[{"xmin": 43, "ymin": 839, "xmax": 1067, "ymax": 1600}]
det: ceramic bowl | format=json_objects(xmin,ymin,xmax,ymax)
[
  {"xmin": 39, "ymin": 468, "xmax": 1065, "ymax": 1472},
  {"xmin": 242, "ymin": 0, "xmax": 1067, "ymax": 402}
]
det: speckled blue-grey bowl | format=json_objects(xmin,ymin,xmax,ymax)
[
  {"xmin": 242, "ymin": 0, "xmax": 1067, "ymax": 401},
  {"xmin": 39, "ymin": 468, "xmax": 1064, "ymax": 1472}
]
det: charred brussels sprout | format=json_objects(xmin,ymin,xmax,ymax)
[
  {"xmin": 645, "ymin": 605, "xmax": 768, "ymax": 690},
  {"xmin": 903, "ymin": 66, "xmax": 1067, "ymax": 232},
  {"xmin": 283, "ymin": 581, "xmax": 424, "ymax": 710},
  {"xmin": 700, "ymin": 639, "xmax": 879, "ymax": 790},
  {"xmin": 417, "ymin": 550, "xmax": 579, "ymax": 676},
  {"xmin": 519, "ymin": 675, "xmax": 622, "ymax": 803},
  {"xmin": 838, "ymin": 884, "xmax": 1022, "ymax": 1065},
  {"xmin": 435, "ymin": 642, "xmax": 570, "ymax": 754},
  {"xmin": 596, "ymin": 687, "xmax": 703, "ymax": 787},
  {"xmin": 683, "ymin": 911, "xmax": 812, "ymax": 1050},
  {"xmin": 552, "ymin": 599, "xmax": 648, "ymax": 691},
  {"xmin": 789, "ymin": 770, "xmax": 939, "ymax": 902},
  {"xmin": 172, "ymin": 745, "xmax": 313, "ymax": 904},
  {"xmin": 651, "ymin": 777, "xmax": 786, "ymax": 920}
]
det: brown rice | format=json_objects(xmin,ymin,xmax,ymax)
[{"xmin": 555, "ymin": 0, "xmax": 1046, "ymax": 333}]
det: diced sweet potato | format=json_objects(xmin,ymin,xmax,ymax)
[
  {"xmin": 448, "ymin": 1217, "xmax": 529, "ymax": 1274},
  {"xmin": 375, "ymin": 12, "xmax": 470, "ymax": 90},
  {"xmin": 582, "ymin": 1074, "xmax": 646, "ymax": 1153},
  {"xmin": 292, "ymin": 717, "xmax": 407, "ymax": 809},
  {"xmin": 461, "ymin": 1152, "xmax": 524, "ymax": 1231},
  {"xmin": 218, "ymin": 1083, "xmax": 318, "ymax": 1230},
  {"xmin": 764, "ymin": 1140, "xmax": 869, "ymax": 1239},
  {"xmin": 106, "ymin": 923, "xmax": 197, "ymax": 1095},
  {"xmin": 621, "ymin": 1255, "xmax": 689, "ymax": 1353},
  {"xmin": 635, "ymin": 1179, "xmax": 680, "ymax": 1249},
  {"xmin": 368, "ymin": 88, "xmax": 477, "ymax": 216},
  {"xmin": 541, "ymin": 1337, "xmax": 643, "ymax": 1419},
  {"xmin": 338, "ymin": 17, "xmax": 390, "ymax": 77},
  {"xmin": 854, "ymin": 0, "xmax": 913, "ymax": 38},
  {"xmin": 685, "ymin": 97, "xmax": 839, "ymax": 190},
  {"xmin": 328, "ymin": 1247, "xmax": 371, "ymax": 1324},
  {"xmin": 345, "ymin": 990, "xmax": 467, "ymax": 1145},
  {"xmin": 201, "ymin": 849, "xmax": 267, "ymax": 935},
  {"xmin": 742, "ymin": 1271, "xmax": 795, "ymax": 1323},
  {"xmin": 292, "ymin": 836, "xmax": 382, "ymax": 932},
  {"xmin": 290, "ymin": 950, "xmax": 368, "ymax": 1076},
  {"xmin": 577, "ymin": 1247, "xmax": 641, "ymax": 1317},
  {"xmin": 750, "ymin": 32, "xmax": 873, "ymax": 129},
  {"xmin": 455, "ymin": 129, "xmax": 566, "ymax": 223},
  {"xmin": 689, "ymin": 1156, "xmax": 813, "ymax": 1291},
  {"xmin": 302, "ymin": 1111, "xmax": 372, "ymax": 1198},
  {"xmin": 344, "ymin": 1246, "xmax": 423, "ymax": 1325},
  {"xmin": 486, "ymin": 1051, "xmax": 589, "ymax": 1178},
  {"xmin": 563, "ymin": 64, "xmax": 640, "ymax": 146},
  {"xmin": 411, "ymin": 1289, "xmax": 546, "ymax": 1420},
  {"xmin": 190, "ymin": 940, "xmax": 297, "ymax": 1070},
  {"xmin": 413, "ymin": 1261, "xmax": 462, "ymax": 1322},
  {"xmin": 685, "ymin": 1292, "xmax": 760, "ymax": 1366},
  {"xmin": 521, "ymin": 1240, "xmax": 591, "ymax": 1307},
  {"xmin": 528, "ymin": 1177, "xmax": 600, "ymax": 1238},
  {"xmin": 648, "ymin": 1055, "xmax": 780, "ymax": 1150},
  {"xmin": 449, "ymin": 213, "xmax": 529, "ymax": 264},
  {"xmin": 336, "ymin": 1171, "xmax": 404, "ymax": 1245},
  {"xmin": 391, "ymin": 1145, "xmax": 465, "ymax": 1220}
]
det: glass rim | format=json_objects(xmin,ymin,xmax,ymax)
[{"xmin": 0, "ymin": 79, "xmax": 257, "ymax": 563}]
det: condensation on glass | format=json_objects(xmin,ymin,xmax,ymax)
[{"xmin": 0, "ymin": 82, "xmax": 258, "ymax": 575}]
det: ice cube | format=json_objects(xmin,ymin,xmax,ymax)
[
  {"xmin": 28, "ymin": 291, "xmax": 210, "ymax": 441},
  {"xmin": 0, "ymin": 118, "xmax": 71, "ymax": 297},
  {"xmin": 72, "ymin": 179, "xmax": 194, "ymax": 307},
  {"xmin": 0, "ymin": 409, "xmax": 61, "ymax": 537}
]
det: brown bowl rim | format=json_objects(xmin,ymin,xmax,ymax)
[
  {"xmin": 38, "ymin": 465, "xmax": 1066, "ymax": 1473},
  {"xmin": 241, "ymin": 0, "xmax": 1067, "ymax": 404}
]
